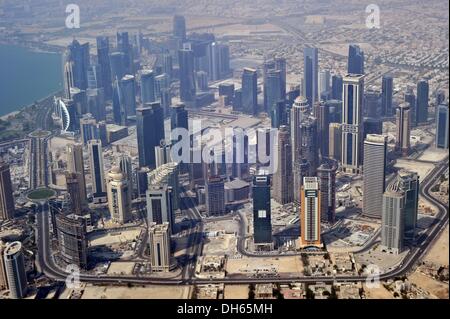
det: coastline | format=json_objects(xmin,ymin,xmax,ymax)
[{"xmin": 0, "ymin": 111, "xmax": 20, "ymax": 121}]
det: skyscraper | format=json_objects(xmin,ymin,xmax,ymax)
[
  {"xmin": 395, "ymin": 103, "xmax": 411, "ymax": 156},
  {"xmin": 363, "ymin": 134, "xmax": 387, "ymax": 218},
  {"xmin": 3, "ymin": 241, "xmax": 27, "ymax": 299},
  {"xmin": 319, "ymin": 69, "xmax": 331, "ymax": 99},
  {"xmin": 347, "ymin": 44, "xmax": 364, "ymax": 74},
  {"xmin": 381, "ymin": 75, "xmax": 393, "ymax": 116},
  {"xmin": 300, "ymin": 116, "xmax": 319, "ymax": 175},
  {"xmin": 96, "ymin": 36, "xmax": 112, "ymax": 99},
  {"xmin": 205, "ymin": 176, "xmax": 225, "ymax": 216},
  {"xmin": 65, "ymin": 172, "xmax": 84, "ymax": 216},
  {"xmin": 299, "ymin": 177, "xmax": 321, "ymax": 248},
  {"xmin": 118, "ymin": 74, "xmax": 137, "ymax": 119},
  {"xmin": 63, "ymin": 39, "xmax": 90, "ymax": 96},
  {"xmin": 149, "ymin": 222, "xmax": 172, "ymax": 272},
  {"xmin": 303, "ymin": 47, "xmax": 318, "ymax": 105},
  {"xmin": 173, "ymin": 15, "xmax": 187, "ymax": 42},
  {"xmin": 0, "ymin": 162, "xmax": 15, "ymax": 221},
  {"xmin": 252, "ymin": 175, "xmax": 272, "ymax": 246},
  {"xmin": 317, "ymin": 102, "xmax": 331, "ymax": 159},
  {"xmin": 66, "ymin": 143, "xmax": 87, "ymax": 205},
  {"xmin": 341, "ymin": 74, "xmax": 364, "ymax": 174},
  {"xmin": 331, "ymin": 75, "xmax": 343, "ymax": 101},
  {"xmin": 242, "ymin": 68, "xmax": 258, "ymax": 115},
  {"xmin": 436, "ymin": 104, "xmax": 449, "ymax": 149},
  {"xmin": 265, "ymin": 69, "xmax": 283, "ymax": 124},
  {"xmin": 396, "ymin": 170, "xmax": 419, "ymax": 240},
  {"xmin": 136, "ymin": 103, "xmax": 164, "ymax": 169},
  {"xmin": 328, "ymin": 123, "xmax": 342, "ymax": 162},
  {"xmin": 88, "ymin": 139, "xmax": 107, "ymax": 202},
  {"xmin": 56, "ymin": 213, "xmax": 88, "ymax": 269},
  {"xmin": 317, "ymin": 162, "xmax": 337, "ymax": 223},
  {"xmin": 404, "ymin": 87, "xmax": 416, "ymax": 127},
  {"xmin": 364, "ymin": 89, "xmax": 381, "ymax": 118},
  {"xmin": 146, "ymin": 184, "xmax": 174, "ymax": 233},
  {"xmin": 416, "ymin": 79, "xmax": 429, "ymax": 124},
  {"xmin": 291, "ymin": 96, "xmax": 310, "ymax": 163},
  {"xmin": 178, "ymin": 49, "xmax": 196, "ymax": 104},
  {"xmin": 107, "ymin": 167, "xmax": 132, "ymax": 224},
  {"xmin": 140, "ymin": 69, "xmax": 156, "ymax": 104},
  {"xmin": 109, "ymin": 52, "xmax": 126, "ymax": 83},
  {"xmin": 273, "ymin": 125, "xmax": 293, "ymax": 204},
  {"xmin": 381, "ymin": 185, "xmax": 405, "ymax": 255},
  {"xmin": 116, "ymin": 31, "xmax": 132, "ymax": 74}
]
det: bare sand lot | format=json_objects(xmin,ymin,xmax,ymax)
[
  {"xmin": 224, "ymin": 285, "xmax": 249, "ymax": 299},
  {"xmin": 424, "ymin": 224, "xmax": 449, "ymax": 266},
  {"xmin": 363, "ymin": 283, "xmax": 393, "ymax": 299},
  {"xmin": 226, "ymin": 256, "xmax": 303, "ymax": 275},
  {"xmin": 81, "ymin": 285, "xmax": 192, "ymax": 299},
  {"xmin": 409, "ymin": 272, "xmax": 448, "ymax": 299}
]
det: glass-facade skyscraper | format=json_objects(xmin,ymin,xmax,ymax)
[
  {"xmin": 303, "ymin": 47, "xmax": 318, "ymax": 105},
  {"xmin": 252, "ymin": 175, "xmax": 272, "ymax": 245}
]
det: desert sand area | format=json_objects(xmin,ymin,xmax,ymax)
[
  {"xmin": 223, "ymin": 285, "xmax": 250, "ymax": 299},
  {"xmin": 81, "ymin": 285, "xmax": 192, "ymax": 299},
  {"xmin": 226, "ymin": 256, "xmax": 303, "ymax": 275},
  {"xmin": 409, "ymin": 272, "xmax": 448, "ymax": 299},
  {"xmin": 423, "ymin": 224, "xmax": 449, "ymax": 266},
  {"xmin": 363, "ymin": 283, "xmax": 393, "ymax": 299}
]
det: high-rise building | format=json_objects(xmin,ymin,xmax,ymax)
[
  {"xmin": 65, "ymin": 172, "xmax": 84, "ymax": 216},
  {"xmin": 146, "ymin": 184, "xmax": 174, "ymax": 233},
  {"xmin": 0, "ymin": 241, "xmax": 7, "ymax": 290},
  {"xmin": 88, "ymin": 139, "xmax": 106, "ymax": 202},
  {"xmin": 416, "ymin": 79, "xmax": 429, "ymax": 124},
  {"xmin": 242, "ymin": 68, "xmax": 258, "ymax": 115},
  {"xmin": 341, "ymin": 74, "xmax": 364, "ymax": 174},
  {"xmin": 329, "ymin": 123, "xmax": 342, "ymax": 162},
  {"xmin": 3, "ymin": 242, "xmax": 27, "ymax": 299},
  {"xmin": 317, "ymin": 162, "xmax": 337, "ymax": 223},
  {"xmin": 381, "ymin": 184, "xmax": 405, "ymax": 255},
  {"xmin": 265, "ymin": 69, "xmax": 283, "ymax": 124},
  {"xmin": 331, "ymin": 75, "xmax": 343, "ymax": 101},
  {"xmin": 109, "ymin": 52, "xmax": 126, "ymax": 84},
  {"xmin": 303, "ymin": 47, "xmax": 318, "ymax": 105},
  {"xmin": 319, "ymin": 69, "xmax": 331, "ymax": 99},
  {"xmin": 205, "ymin": 176, "xmax": 225, "ymax": 216},
  {"xmin": 117, "ymin": 154, "xmax": 133, "ymax": 192},
  {"xmin": 173, "ymin": 15, "xmax": 187, "ymax": 42},
  {"xmin": 291, "ymin": 96, "xmax": 310, "ymax": 164},
  {"xmin": 273, "ymin": 126, "xmax": 293, "ymax": 204},
  {"xmin": 252, "ymin": 175, "xmax": 272, "ymax": 245},
  {"xmin": 363, "ymin": 134, "xmax": 387, "ymax": 218},
  {"xmin": 395, "ymin": 103, "xmax": 411, "ymax": 156},
  {"xmin": 436, "ymin": 104, "xmax": 449, "ymax": 149},
  {"xmin": 381, "ymin": 75, "xmax": 393, "ymax": 116},
  {"xmin": 0, "ymin": 162, "xmax": 15, "ymax": 221},
  {"xmin": 178, "ymin": 49, "xmax": 196, "ymax": 104},
  {"xmin": 300, "ymin": 116, "xmax": 319, "ymax": 175},
  {"xmin": 149, "ymin": 222, "xmax": 172, "ymax": 272},
  {"xmin": 118, "ymin": 74, "xmax": 137, "ymax": 120},
  {"xmin": 396, "ymin": 170, "xmax": 419, "ymax": 240},
  {"xmin": 107, "ymin": 167, "xmax": 132, "ymax": 224},
  {"xmin": 364, "ymin": 89, "xmax": 380, "ymax": 118},
  {"xmin": 86, "ymin": 88, "xmax": 106, "ymax": 122},
  {"xmin": 316, "ymin": 102, "xmax": 331, "ymax": 159},
  {"xmin": 55, "ymin": 213, "xmax": 88, "ymax": 269},
  {"xmin": 140, "ymin": 69, "xmax": 156, "ymax": 104},
  {"xmin": 162, "ymin": 53, "xmax": 173, "ymax": 80},
  {"xmin": 136, "ymin": 104, "xmax": 164, "ymax": 169},
  {"xmin": 116, "ymin": 31, "xmax": 132, "ymax": 74},
  {"xmin": 63, "ymin": 40, "xmax": 90, "ymax": 97},
  {"xmin": 96, "ymin": 36, "xmax": 112, "ymax": 99},
  {"xmin": 347, "ymin": 44, "xmax": 364, "ymax": 74},
  {"xmin": 299, "ymin": 177, "xmax": 321, "ymax": 248},
  {"xmin": 66, "ymin": 143, "xmax": 87, "ymax": 205},
  {"xmin": 404, "ymin": 87, "xmax": 416, "ymax": 127},
  {"xmin": 363, "ymin": 117, "xmax": 383, "ymax": 140}
]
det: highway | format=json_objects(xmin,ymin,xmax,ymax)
[{"xmin": 35, "ymin": 159, "xmax": 448, "ymax": 286}]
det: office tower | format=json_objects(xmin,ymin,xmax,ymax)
[
  {"xmin": 136, "ymin": 103, "xmax": 164, "ymax": 169},
  {"xmin": 86, "ymin": 88, "xmax": 106, "ymax": 122},
  {"xmin": 66, "ymin": 143, "xmax": 87, "ymax": 204},
  {"xmin": 173, "ymin": 15, "xmax": 186, "ymax": 42},
  {"xmin": 107, "ymin": 167, "xmax": 132, "ymax": 224},
  {"xmin": 3, "ymin": 242, "xmax": 27, "ymax": 299},
  {"xmin": 416, "ymin": 79, "xmax": 429, "ymax": 124},
  {"xmin": 347, "ymin": 44, "xmax": 364, "ymax": 74},
  {"xmin": 252, "ymin": 175, "xmax": 272, "ymax": 245},
  {"xmin": 162, "ymin": 53, "xmax": 173, "ymax": 80},
  {"xmin": 363, "ymin": 117, "xmax": 383, "ymax": 141},
  {"xmin": 96, "ymin": 36, "xmax": 112, "ymax": 99},
  {"xmin": 317, "ymin": 162, "xmax": 337, "ymax": 223},
  {"xmin": 275, "ymin": 57, "xmax": 287, "ymax": 99},
  {"xmin": 395, "ymin": 103, "xmax": 411, "ymax": 156},
  {"xmin": 381, "ymin": 75, "xmax": 393, "ymax": 116},
  {"xmin": 219, "ymin": 83, "xmax": 235, "ymax": 98},
  {"xmin": 405, "ymin": 87, "xmax": 416, "ymax": 127},
  {"xmin": 80, "ymin": 114, "xmax": 98, "ymax": 145},
  {"xmin": 155, "ymin": 73, "xmax": 170, "ymax": 99},
  {"xmin": 178, "ymin": 49, "xmax": 196, "ymax": 103},
  {"xmin": 71, "ymin": 87, "xmax": 88, "ymax": 117},
  {"xmin": 317, "ymin": 102, "xmax": 331, "ymax": 158},
  {"xmin": 233, "ymin": 89, "xmax": 243, "ymax": 111},
  {"xmin": 300, "ymin": 116, "xmax": 319, "ymax": 175},
  {"xmin": 363, "ymin": 134, "xmax": 387, "ymax": 218},
  {"xmin": 170, "ymin": 103, "xmax": 189, "ymax": 146},
  {"xmin": 147, "ymin": 184, "xmax": 174, "ymax": 233},
  {"xmin": 147, "ymin": 162, "xmax": 180, "ymax": 211},
  {"xmin": 117, "ymin": 31, "xmax": 132, "ymax": 74},
  {"xmin": 55, "ymin": 213, "xmax": 88, "ymax": 269},
  {"xmin": 65, "ymin": 172, "xmax": 84, "ymax": 216},
  {"xmin": 273, "ymin": 125, "xmax": 293, "ymax": 205},
  {"xmin": 395, "ymin": 170, "xmax": 419, "ymax": 240},
  {"xmin": 155, "ymin": 144, "xmax": 172, "ymax": 168},
  {"xmin": 341, "ymin": 74, "xmax": 364, "ymax": 174},
  {"xmin": 149, "ymin": 222, "xmax": 171, "ymax": 272},
  {"xmin": 291, "ymin": 95, "xmax": 310, "ymax": 163},
  {"xmin": 265, "ymin": 69, "xmax": 283, "ymax": 125},
  {"xmin": 136, "ymin": 167, "xmax": 150, "ymax": 198},
  {"xmin": 205, "ymin": 176, "xmax": 225, "ymax": 216},
  {"xmin": 331, "ymin": 74, "xmax": 343, "ymax": 101},
  {"xmin": 87, "ymin": 64, "xmax": 101, "ymax": 89},
  {"xmin": 325, "ymin": 99, "xmax": 342, "ymax": 123},
  {"xmin": 196, "ymin": 71, "xmax": 208, "ymax": 91},
  {"xmin": 436, "ymin": 104, "xmax": 449, "ymax": 149},
  {"xmin": 299, "ymin": 177, "xmax": 321, "ymax": 247},
  {"xmin": 435, "ymin": 90, "xmax": 446, "ymax": 106},
  {"xmin": 319, "ymin": 69, "xmax": 331, "ymax": 99},
  {"xmin": 242, "ymin": 68, "xmax": 258, "ymax": 115},
  {"xmin": 117, "ymin": 154, "xmax": 133, "ymax": 192},
  {"xmin": 0, "ymin": 162, "xmax": 15, "ymax": 220},
  {"xmin": 0, "ymin": 241, "xmax": 7, "ymax": 290},
  {"xmin": 109, "ymin": 52, "xmax": 126, "ymax": 82},
  {"xmin": 63, "ymin": 39, "xmax": 90, "ymax": 96},
  {"xmin": 88, "ymin": 139, "xmax": 106, "ymax": 202},
  {"xmin": 119, "ymin": 74, "xmax": 137, "ymax": 119},
  {"xmin": 364, "ymin": 89, "xmax": 381, "ymax": 118},
  {"xmin": 303, "ymin": 47, "xmax": 318, "ymax": 105},
  {"xmin": 381, "ymin": 184, "xmax": 405, "ymax": 255},
  {"xmin": 272, "ymin": 100, "xmax": 287, "ymax": 128},
  {"xmin": 140, "ymin": 69, "xmax": 156, "ymax": 104}
]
